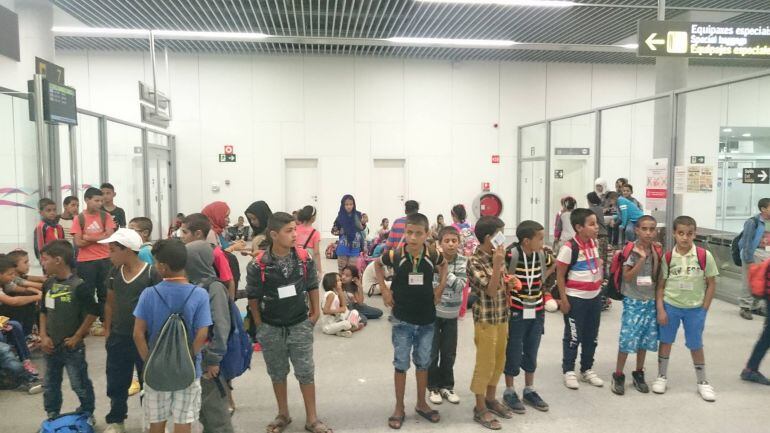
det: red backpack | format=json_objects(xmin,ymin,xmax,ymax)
[
  {"xmin": 748, "ymin": 259, "xmax": 770, "ymax": 298},
  {"xmin": 253, "ymin": 247, "xmax": 310, "ymax": 283},
  {"xmin": 606, "ymin": 242, "xmax": 663, "ymax": 300}
]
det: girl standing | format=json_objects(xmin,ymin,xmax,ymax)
[
  {"xmin": 296, "ymin": 205, "xmax": 323, "ymax": 276},
  {"xmin": 331, "ymin": 194, "xmax": 365, "ymax": 272},
  {"xmin": 244, "ymin": 201, "xmax": 273, "ymax": 253}
]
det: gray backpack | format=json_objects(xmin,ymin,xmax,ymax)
[{"xmin": 143, "ymin": 286, "xmax": 197, "ymax": 392}]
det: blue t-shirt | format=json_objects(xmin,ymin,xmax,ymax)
[
  {"xmin": 138, "ymin": 244, "xmax": 154, "ymax": 265},
  {"xmin": 133, "ymin": 281, "xmax": 212, "ymax": 378}
]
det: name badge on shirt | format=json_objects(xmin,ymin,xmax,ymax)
[
  {"xmin": 636, "ymin": 276, "xmax": 653, "ymax": 287},
  {"xmin": 277, "ymin": 284, "xmax": 297, "ymax": 299},
  {"xmin": 765, "ymin": 246, "xmax": 770, "ymax": 252},
  {"xmin": 523, "ymin": 308, "xmax": 536, "ymax": 320},
  {"xmin": 409, "ymin": 273, "xmax": 424, "ymax": 286},
  {"xmin": 45, "ymin": 295, "xmax": 55, "ymax": 310},
  {"xmin": 677, "ymin": 281, "xmax": 694, "ymax": 291}
]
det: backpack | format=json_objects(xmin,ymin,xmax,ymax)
[
  {"xmin": 731, "ymin": 216, "xmax": 762, "ymax": 266},
  {"xmin": 77, "ymin": 211, "xmax": 108, "ymax": 233},
  {"xmin": 748, "ymin": 259, "xmax": 770, "ymax": 298},
  {"xmin": 253, "ymin": 247, "xmax": 311, "ymax": 283},
  {"xmin": 663, "ymin": 247, "xmax": 708, "ymax": 278},
  {"xmin": 143, "ymin": 286, "xmax": 197, "ymax": 392},
  {"xmin": 505, "ymin": 243, "xmax": 546, "ymax": 279},
  {"xmin": 220, "ymin": 298, "xmax": 253, "ymax": 380},
  {"xmin": 39, "ymin": 412, "xmax": 94, "ymax": 433},
  {"xmin": 325, "ymin": 241, "xmax": 338, "ymax": 260},
  {"xmin": 219, "ymin": 249, "xmax": 241, "ymax": 290},
  {"xmin": 606, "ymin": 242, "xmax": 663, "ymax": 301},
  {"xmin": 453, "ymin": 223, "xmax": 480, "ymax": 257}
]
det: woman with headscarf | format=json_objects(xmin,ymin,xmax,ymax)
[
  {"xmin": 244, "ymin": 201, "xmax": 273, "ymax": 253},
  {"xmin": 332, "ymin": 194, "xmax": 364, "ymax": 273},
  {"xmin": 202, "ymin": 201, "xmax": 232, "ymax": 248}
]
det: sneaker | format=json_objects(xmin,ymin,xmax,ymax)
[
  {"xmin": 429, "ymin": 390, "xmax": 443, "ymax": 404},
  {"xmin": 502, "ymin": 389, "xmax": 526, "ymax": 414},
  {"xmin": 632, "ymin": 370, "xmax": 649, "ymax": 393},
  {"xmin": 522, "ymin": 390, "xmax": 549, "ymax": 412},
  {"xmin": 611, "ymin": 372, "xmax": 625, "ymax": 395},
  {"xmin": 103, "ymin": 423, "xmax": 126, "ymax": 433},
  {"xmin": 440, "ymin": 388, "xmax": 460, "ymax": 404},
  {"xmin": 563, "ymin": 371, "xmax": 580, "ymax": 389},
  {"xmin": 128, "ymin": 378, "xmax": 141, "ymax": 396},
  {"xmin": 22, "ymin": 359, "xmax": 38, "ymax": 376},
  {"xmin": 47, "ymin": 412, "xmax": 59, "ymax": 420},
  {"xmin": 88, "ymin": 414, "xmax": 96, "ymax": 426},
  {"xmin": 17, "ymin": 380, "xmax": 43, "ymax": 395},
  {"xmin": 740, "ymin": 308, "xmax": 753, "ymax": 320},
  {"xmin": 580, "ymin": 370, "xmax": 604, "ymax": 387},
  {"xmin": 335, "ymin": 330, "xmax": 353, "ymax": 338},
  {"xmin": 697, "ymin": 382, "xmax": 716, "ymax": 402},
  {"xmin": 741, "ymin": 369, "xmax": 770, "ymax": 385},
  {"xmin": 651, "ymin": 376, "xmax": 667, "ymax": 394}
]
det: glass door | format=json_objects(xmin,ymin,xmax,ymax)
[{"xmin": 147, "ymin": 148, "xmax": 172, "ymax": 240}]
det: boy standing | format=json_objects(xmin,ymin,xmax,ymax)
[
  {"xmin": 376, "ymin": 212, "xmax": 447, "ymax": 429},
  {"xmin": 33, "ymin": 198, "xmax": 64, "ymax": 262},
  {"xmin": 133, "ymin": 239, "xmax": 212, "ymax": 433},
  {"xmin": 556, "ymin": 208, "xmax": 605, "ymax": 390},
  {"xmin": 60, "ymin": 196, "xmax": 80, "ymax": 245},
  {"xmin": 246, "ymin": 212, "xmax": 332, "ymax": 433},
  {"xmin": 467, "ymin": 216, "xmax": 515, "ymax": 430},
  {"xmin": 607, "ymin": 191, "xmax": 643, "ymax": 243},
  {"xmin": 503, "ymin": 220, "xmax": 553, "ymax": 414},
  {"xmin": 101, "ymin": 183, "xmax": 127, "ymax": 228},
  {"xmin": 611, "ymin": 216, "xmax": 661, "ymax": 395},
  {"xmin": 39, "ymin": 240, "xmax": 98, "ymax": 421},
  {"xmin": 428, "ymin": 226, "xmax": 467, "ymax": 406},
  {"xmin": 653, "ymin": 216, "xmax": 718, "ymax": 402},
  {"xmin": 71, "ymin": 187, "xmax": 116, "ymax": 335},
  {"xmin": 129, "ymin": 216, "xmax": 155, "ymax": 265},
  {"xmin": 182, "ymin": 214, "xmax": 236, "ymax": 300},
  {"xmin": 100, "ymin": 228, "xmax": 161, "ymax": 432}
]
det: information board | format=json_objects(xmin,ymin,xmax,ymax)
[
  {"xmin": 44, "ymin": 80, "xmax": 78, "ymax": 125},
  {"xmin": 637, "ymin": 21, "xmax": 770, "ymax": 60}
]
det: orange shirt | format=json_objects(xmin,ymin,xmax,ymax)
[{"xmin": 70, "ymin": 211, "xmax": 116, "ymax": 262}]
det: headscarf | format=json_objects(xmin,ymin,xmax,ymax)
[
  {"xmin": 245, "ymin": 201, "xmax": 272, "ymax": 235},
  {"xmin": 201, "ymin": 201, "xmax": 229, "ymax": 235},
  {"xmin": 184, "ymin": 240, "xmax": 216, "ymax": 285},
  {"xmin": 594, "ymin": 178, "xmax": 608, "ymax": 197},
  {"xmin": 336, "ymin": 194, "xmax": 362, "ymax": 244}
]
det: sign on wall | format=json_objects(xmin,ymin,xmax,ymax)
[
  {"xmin": 743, "ymin": 167, "xmax": 770, "ymax": 184},
  {"xmin": 646, "ymin": 161, "xmax": 668, "ymax": 211},
  {"xmin": 554, "ymin": 147, "xmax": 590, "ymax": 156},
  {"xmin": 219, "ymin": 154, "xmax": 236, "ymax": 162},
  {"xmin": 637, "ymin": 20, "xmax": 770, "ymax": 60}
]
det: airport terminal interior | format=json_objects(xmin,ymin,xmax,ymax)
[{"xmin": 1, "ymin": 1, "xmax": 770, "ymax": 432}]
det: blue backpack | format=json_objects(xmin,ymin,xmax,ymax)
[
  {"xmin": 40, "ymin": 412, "xmax": 94, "ymax": 433},
  {"xmin": 220, "ymin": 300, "xmax": 253, "ymax": 380}
]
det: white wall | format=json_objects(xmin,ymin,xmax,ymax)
[{"xmin": 55, "ymin": 48, "xmax": 769, "ymax": 235}]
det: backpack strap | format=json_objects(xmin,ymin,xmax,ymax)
[
  {"xmin": 100, "ymin": 211, "xmax": 108, "ymax": 229},
  {"xmin": 507, "ymin": 245, "xmax": 519, "ymax": 275},
  {"xmin": 302, "ymin": 230, "xmax": 316, "ymax": 249},
  {"xmin": 568, "ymin": 238, "xmax": 580, "ymax": 269},
  {"xmin": 621, "ymin": 242, "xmax": 635, "ymax": 261},
  {"xmin": 254, "ymin": 251, "xmax": 267, "ymax": 284},
  {"xmin": 78, "ymin": 213, "xmax": 86, "ymax": 231},
  {"xmin": 295, "ymin": 247, "xmax": 310, "ymax": 281},
  {"xmin": 696, "ymin": 246, "xmax": 707, "ymax": 271}
]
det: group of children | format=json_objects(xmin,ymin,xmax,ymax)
[{"xmin": 3, "ymin": 183, "xmax": 767, "ymax": 433}]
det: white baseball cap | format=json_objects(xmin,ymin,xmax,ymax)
[{"xmin": 98, "ymin": 228, "xmax": 143, "ymax": 252}]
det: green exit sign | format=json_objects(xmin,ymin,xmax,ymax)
[{"xmin": 218, "ymin": 154, "xmax": 236, "ymax": 162}]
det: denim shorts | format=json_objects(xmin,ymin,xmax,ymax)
[
  {"xmin": 391, "ymin": 316, "xmax": 434, "ymax": 372},
  {"xmin": 658, "ymin": 302, "xmax": 706, "ymax": 350},
  {"xmin": 619, "ymin": 297, "xmax": 658, "ymax": 353}
]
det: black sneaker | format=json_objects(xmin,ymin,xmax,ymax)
[
  {"xmin": 611, "ymin": 372, "xmax": 625, "ymax": 395},
  {"xmin": 740, "ymin": 308, "xmax": 753, "ymax": 320},
  {"xmin": 632, "ymin": 370, "xmax": 649, "ymax": 393},
  {"xmin": 502, "ymin": 390, "xmax": 526, "ymax": 414},
  {"xmin": 741, "ymin": 368, "xmax": 770, "ymax": 385},
  {"xmin": 522, "ymin": 390, "xmax": 549, "ymax": 412}
]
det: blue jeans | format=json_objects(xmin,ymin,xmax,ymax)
[
  {"xmin": 624, "ymin": 221, "xmax": 637, "ymax": 243},
  {"xmin": 44, "ymin": 343, "xmax": 95, "ymax": 416},
  {"xmin": 505, "ymin": 310, "xmax": 545, "ymax": 377},
  {"xmin": 0, "ymin": 320, "xmax": 30, "ymax": 361},
  {"xmin": 391, "ymin": 317, "xmax": 434, "ymax": 372}
]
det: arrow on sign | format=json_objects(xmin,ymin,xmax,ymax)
[
  {"xmin": 760, "ymin": 170, "xmax": 768, "ymax": 182},
  {"xmin": 645, "ymin": 33, "xmax": 665, "ymax": 51}
]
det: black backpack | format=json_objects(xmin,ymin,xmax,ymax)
[{"xmin": 732, "ymin": 216, "xmax": 761, "ymax": 266}]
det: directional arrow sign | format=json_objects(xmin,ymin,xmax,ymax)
[
  {"xmin": 645, "ymin": 33, "xmax": 664, "ymax": 51},
  {"xmin": 743, "ymin": 167, "xmax": 770, "ymax": 184},
  {"xmin": 637, "ymin": 20, "xmax": 770, "ymax": 60}
]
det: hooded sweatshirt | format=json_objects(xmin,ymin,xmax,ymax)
[
  {"xmin": 185, "ymin": 240, "xmax": 231, "ymax": 370},
  {"xmin": 245, "ymin": 201, "xmax": 273, "ymax": 251}
]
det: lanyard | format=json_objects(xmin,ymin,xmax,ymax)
[
  {"xmin": 522, "ymin": 250, "xmax": 537, "ymax": 296},
  {"xmin": 574, "ymin": 237, "xmax": 599, "ymax": 275},
  {"xmin": 406, "ymin": 248, "xmax": 423, "ymax": 273}
]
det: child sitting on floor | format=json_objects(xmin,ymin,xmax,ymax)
[{"xmin": 319, "ymin": 273, "xmax": 362, "ymax": 338}]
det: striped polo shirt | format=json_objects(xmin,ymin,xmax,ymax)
[
  {"xmin": 556, "ymin": 237, "xmax": 603, "ymax": 299},
  {"xmin": 385, "ymin": 216, "xmax": 407, "ymax": 250}
]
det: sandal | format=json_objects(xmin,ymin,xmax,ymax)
[
  {"xmin": 415, "ymin": 407, "xmax": 440, "ymax": 423},
  {"xmin": 388, "ymin": 414, "xmax": 405, "ymax": 430},
  {"xmin": 473, "ymin": 408, "xmax": 502, "ymax": 431},
  {"xmin": 305, "ymin": 420, "xmax": 333, "ymax": 433},
  {"xmin": 485, "ymin": 399, "xmax": 514, "ymax": 419},
  {"xmin": 266, "ymin": 414, "xmax": 292, "ymax": 433}
]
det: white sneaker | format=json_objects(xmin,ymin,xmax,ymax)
[
  {"xmin": 104, "ymin": 424, "xmax": 126, "ymax": 433},
  {"xmin": 580, "ymin": 370, "xmax": 604, "ymax": 387},
  {"xmin": 651, "ymin": 376, "xmax": 668, "ymax": 394},
  {"xmin": 429, "ymin": 390, "xmax": 443, "ymax": 404},
  {"xmin": 697, "ymin": 382, "xmax": 716, "ymax": 402},
  {"xmin": 564, "ymin": 371, "xmax": 580, "ymax": 389},
  {"xmin": 440, "ymin": 388, "xmax": 460, "ymax": 404}
]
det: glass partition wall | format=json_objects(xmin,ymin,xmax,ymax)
[{"xmin": 0, "ymin": 88, "xmax": 176, "ymax": 252}]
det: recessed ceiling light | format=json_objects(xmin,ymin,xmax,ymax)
[
  {"xmin": 743, "ymin": 133, "xmax": 752, "ymax": 137},
  {"xmin": 617, "ymin": 44, "xmax": 638, "ymax": 50},
  {"xmin": 417, "ymin": 0, "xmax": 576, "ymax": 7},
  {"xmin": 52, "ymin": 26, "xmax": 150, "ymax": 37},
  {"xmin": 722, "ymin": 128, "xmax": 732, "ymax": 132},
  {"xmin": 387, "ymin": 37, "xmax": 517, "ymax": 47},
  {"xmin": 51, "ymin": 26, "xmax": 268, "ymax": 41}
]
